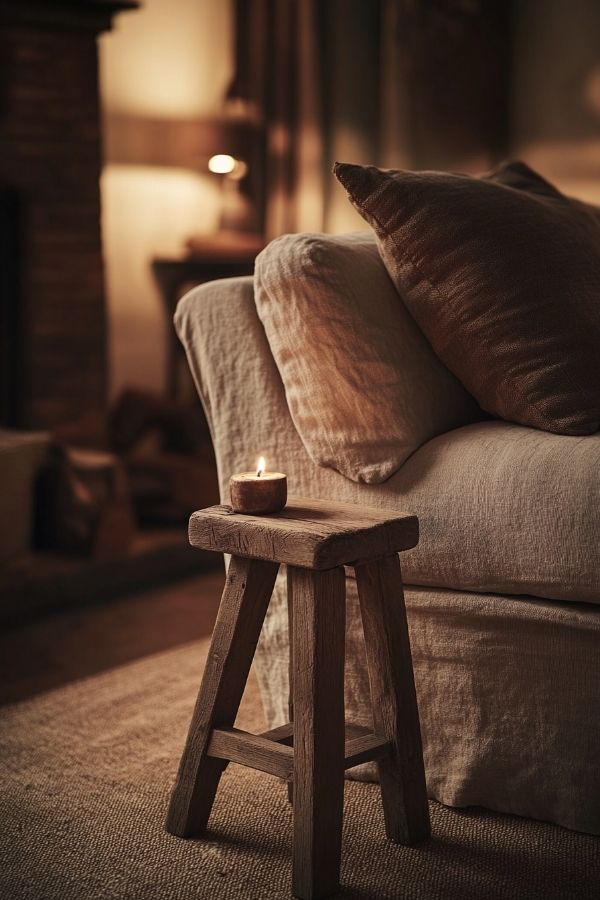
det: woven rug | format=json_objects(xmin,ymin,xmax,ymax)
[{"xmin": 1, "ymin": 639, "xmax": 598, "ymax": 900}]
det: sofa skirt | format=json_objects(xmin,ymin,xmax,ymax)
[{"xmin": 254, "ymin": 570, "xmax": 600, "ymax": 835}]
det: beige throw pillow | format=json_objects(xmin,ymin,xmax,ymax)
[{"xmin": 254, "ymin": 232, "xmax": 479, "ymax": 484}]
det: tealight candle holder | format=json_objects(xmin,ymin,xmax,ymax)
[{"xmin": 230, "ymin": 457, "xmax": 287, "ymax": 515}]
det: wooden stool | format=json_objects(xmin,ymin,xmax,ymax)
[{"xmin": 166, "ymin": 497, "xmax": 430, "ymax": 899}]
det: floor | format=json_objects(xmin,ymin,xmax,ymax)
[
  {"xmin": 3, "ymin": 624, "xmax": 599, "ymax": 900},
  {"xmin": 0, "ymin": 568, "xmax": 225, "ymax": 706},
  {"xmin": 2, "ymin": 567, "xmax": 600, "ymax": 900}
]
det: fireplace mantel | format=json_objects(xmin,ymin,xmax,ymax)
[{"xmin": 0, "ymin": 0, "xmax": 138, "ymax": 32}]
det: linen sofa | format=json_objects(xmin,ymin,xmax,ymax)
[{"xmin": 175, "ymin": 244, "xmax": 600, "ymax": 836}]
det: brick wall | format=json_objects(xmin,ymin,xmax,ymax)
[{"xmin": 0, "ymin": 2, "xmax": 134, "ymax": 444}]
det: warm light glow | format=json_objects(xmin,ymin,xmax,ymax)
[
  {"xmin": 99, "ymin": 0, "xmax": 234, "ymax": 119},
  {"xmin": 101, "ymin": 164, "xmax": 221, "ymax": 398},
  {"xmin": 208, "ymin": 153, "xmax": 236, "ymax": 174},
  {"xmin": 256, "ymin": 456, "xmax": 265, "ymax": 477}
]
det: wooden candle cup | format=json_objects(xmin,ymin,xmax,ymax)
[{"xmin": 230, "ymin": 472, "xmax": 287, "ymax": 515}]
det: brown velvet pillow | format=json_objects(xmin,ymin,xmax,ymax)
[{"xmin": 334, "ymin": 160, "xmax": 600, "ymax": 435}]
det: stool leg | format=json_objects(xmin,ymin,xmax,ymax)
[
  {"xmin": 291, "ymin": 566, "xmax": 346, "ymax": 900},
  {"xmin": 355, "ymin": 554, "xmax": 430, "ymax": 845},
  {"xmin": 166, "ymin": 555, "xmax": 279, "ymax": 837},
  {"xmin": 287, "ymin": 566, "xmax": 295, "ymax": 805}
]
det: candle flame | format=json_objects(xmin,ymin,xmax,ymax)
[{"xmin": 256, "ymin": 456, "xmax": 265, "ymax": 477}]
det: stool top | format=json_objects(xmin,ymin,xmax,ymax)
[{"xmin": 189, "ymin": 496, "xmax": 418, "ymax": 570}]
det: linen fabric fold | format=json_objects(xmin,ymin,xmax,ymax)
[{"xmin": 255, "ymin": 231, "xmax": 479, "ymax": 484}]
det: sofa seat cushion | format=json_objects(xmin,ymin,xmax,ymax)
[
  {"xmin": 255, "ymin": 231, "xmax": 479, "ymax": 484},
  {"xmin": 390, "ymin": 421, "xmax": 600, "ymax": 604}
]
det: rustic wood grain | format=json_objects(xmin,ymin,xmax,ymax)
[
  {"xmin": 208, "ymin": 726, "xmax": 294, "ymax": 780},
  {"xmin": 260, "ymin": 722, "xmax": 375, "ymax": 745},
  {"xmin": 344, "ymin": 733, "xmax": 391, "ymax": 769},
  {"xmin": 189, "ymin": 497, "xmax": 418, "ymax": 570},
  {"xmin": 257, "ymin": 721, "xmax": 390, "ymax": 770},
  {"xmin": 165, "ymin": 555, "xmax": 279, "ymax": 837},
  {"xmin": 291, "ymin": 565, "xmax": 346, "ymax": 900},
  {"xmin": 355, "ymin": 554, "xmax": 430, "ymax": 845},
  {"xmin": 287, "ymin": 565, "xmax": 295, "ymax": 803},
  {"xmin": 260, "ymin": 722, "xmax": 294, "ymax": 745}
]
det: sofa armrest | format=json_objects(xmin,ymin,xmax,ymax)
[{"xmin": 174, "ymin": 277, "xmax": 311, "ymax": 501}]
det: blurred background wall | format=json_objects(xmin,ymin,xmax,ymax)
[
  {"xmin": 512, "ymin": 0, "xmax": 600, "ymax": 204},
  {"xmin": 98, "ymin": 0, "xmax": 600, "ymax": 402},
  {"xmin": 100, "ymin": 0, "xmax": 234, "ymax": 399}
]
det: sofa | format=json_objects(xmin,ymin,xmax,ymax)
[{"xmin": 175, "ymin": 234, "xmax": 600, "ymax": 836}]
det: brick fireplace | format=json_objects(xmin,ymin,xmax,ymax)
[
  {"xmin": 0, "ymin": 0, "xmax": 136, "ymax": 445},
  {"xmin": 0, "ymin": 1, "xmax": 220, "ymax": 618}
]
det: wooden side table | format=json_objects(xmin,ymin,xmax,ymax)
[{"xmin": 166, "ymin": 497, "xmax": 430, "ymax": 899}]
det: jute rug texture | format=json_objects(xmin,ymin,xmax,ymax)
[{"xmin": 1, "ymin": 639, "xmax": 598, "ymax": 899}]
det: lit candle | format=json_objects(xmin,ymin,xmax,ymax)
[{"xmin": 229, "ymin": 456, "xmax": 287, "ymax": 515}]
